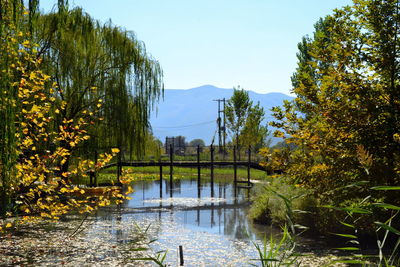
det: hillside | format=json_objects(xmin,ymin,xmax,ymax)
[{"xmin": 150, "ymin": 85, "xmax": 294, "ymax": 145}]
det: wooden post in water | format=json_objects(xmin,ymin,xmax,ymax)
[
  {"xmin": 197, "ymin": 145, "xmax": 201, "ymax": 197},
  {"xmin": 117, "ymin": 150, "xmax": 121, "ymax": 184},
  {"xmin": 169, "ymin": 144, "xmax": 173, "ymax": 196},
  {"xmin": 247, "ymin": 147, "xmax": 251, "ymax": 184},
  {"xmin": 159, "ymin": 160, "xmax": 163, "ymax": 198},
  {"xmin": 179, "ymin": 245, "xmax": 184, "ymax": 266},
  {"xmin": 233, "ymin": 146, "xmax": 237, "ymax": 185},
  {"xmin": 210, "ymin": 144, "xmax": 214, "ymax": 197}
]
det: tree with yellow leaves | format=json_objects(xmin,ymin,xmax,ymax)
[{"xmin": 0, "ymin": 1, "xmax": 134, "ymax": 225}]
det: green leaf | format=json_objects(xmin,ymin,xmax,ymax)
[
  {"xmin": 372, "ymin": 203, "xmax": 400, "ymax": 210},
  {"xmin": 335, "ymin": 247, "xmax": 360, "ymax": 251},
  {"xmin": 333, "ymin": 233, "xmax": 358, "ymax": 239},
  {"xmin": 375, "ymin": 222, "xmax": 400, "ymax": 235},
  {"xmin": 339, "ymin": 221, "xmax": 355, "ymax": 228},
  {"xmin": 322, "ymin": 205, "xmax": 372, "ymax": 214},
  {"xmin": 371, "ymin": 186, "xmax": 400, "ymax": 191}
]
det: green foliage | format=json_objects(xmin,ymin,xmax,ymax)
[
  {"xmin": 326, "ymin": 186, "xmax": 400, "ymax": 266},
  {"xmin": 34, "ymin": 4, "xmax": 163, "ymax": 162},
  {"xmin": 249, "ymin": 177, "xmax": 316, "ymax": 228},
  {"xmin": 251, "ymin": 225, "xmax": 300, "ymax": 267},
  {"xmin": 0, "ymin": 0, "xmax": 40, "ymax": 215},
  {"xmin": 189, "ymin": 138, "xmax": 205, "ymax": 147},
  {"xmin": 225, "ymin": 86, "xmax": 269, "ymax": 155},
  {"xmin": 269, "ymin": 0, "xmax": 400, "ymax": 205},
  {"xmin": 0, "ymin": 0, "xmax": 160, "ymax": 219}
]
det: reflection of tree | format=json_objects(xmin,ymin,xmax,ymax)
[
  {"xmin": 173, "ymin": 180, "xmax": 182, "ymax": 194},
  {"xmin": 223, "ymin": 207, "xmax": 252, "ymax": 240}
]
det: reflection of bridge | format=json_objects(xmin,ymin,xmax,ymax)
[
  {"xmin": 103, "ymin": 201, "xmax": 251, "ymax": 214},
  {"xmin": 95, "ymin": 159, "xmax": 264, "ymax": 196}
]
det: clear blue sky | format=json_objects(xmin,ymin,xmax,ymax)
[{"xmin": 39, "ymin": 0, "xmax": 353, "ymax": 95}]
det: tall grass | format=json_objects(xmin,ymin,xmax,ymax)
[{"xmin": 325, "ymin": 185, "xmax": 400, "ymax": 266}]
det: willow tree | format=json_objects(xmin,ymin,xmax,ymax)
[{"xmin": 34, "ymin": 4, "xmax": 163, "ymax": 168}]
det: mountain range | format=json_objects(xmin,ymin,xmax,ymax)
[{"xmin": 149, "ymin": 85, "xmax": 294, "ymax": 145}]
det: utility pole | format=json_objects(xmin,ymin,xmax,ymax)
[
  {"xmin": 222, "ymin": 98, "xmax": 226, "ymax": 153},
  {"xmin": 213, "ymin": 98, "xmax": 226, "ymax": 153}
]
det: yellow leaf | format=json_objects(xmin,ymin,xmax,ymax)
[
  {"xmin": 111, "ymin": 148, "xmax": 120, "ymax": 153},
  {"xmin": 69, "ymin": 141, "xmax": 76, "ymax": 147},
  {"xmin": 5, "ymin": 223, "xmax": 12, "ymax": 228},
  {"xmin": 60, "ymin": 188, "xmax": 68, "ymax": 193}
]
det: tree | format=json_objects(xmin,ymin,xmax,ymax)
[
  {"xmin": 225, "ymin": 86, "xmax": 268, "ymax": 158},
  {"xmin": 225, "ymin": 87, "xmax": 252, "ymax": 158},
  {"xmin": 0, "ymin": 0, "xmax": 41, "ymax": 216},
  {"xmin": 240, "ymin": 103, "xmax": 270, "ymax": 152},
  {"xmin": 270, "ymin": 0, "xmax": 400, "ymax": 202},
  {"xmin": 189, "ymin": 139, "xmax": 206, "ymax": 147},
  {"xmin": 0, "ymin": 8, "xmax": 133, "ymax": 220},
  {"xmin": 0, "ymin": 0, "xmax": 160, "ymax": 218},
  {"xmin": 33, "ymin": 4, "xmax": 163, "ymax": 170}
]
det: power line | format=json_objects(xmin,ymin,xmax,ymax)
[{"xmin": 153, "ymin": 120, "xmax": 215, "ymax": 129}]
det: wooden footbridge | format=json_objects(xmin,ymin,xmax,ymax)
[{"xmin": 89, "ymin": 145, "xmax": 267, "ymax": 197}]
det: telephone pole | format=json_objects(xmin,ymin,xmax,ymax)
[{"xmin": 213, "ymin": 98, "xmax": 226, "ymax": 153}]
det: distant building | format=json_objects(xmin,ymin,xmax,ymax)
[{"xmin": 165, "ymin": 136, "xmax": 186, "ymax": 155}]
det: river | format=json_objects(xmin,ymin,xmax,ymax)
[{"xmin": 85, "ymin": 177, "xmax": 344, "ymax": 266}]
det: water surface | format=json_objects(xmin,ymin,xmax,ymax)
[{"xmin": 89, "ymin": 178, "xmax": 273, "ymax": 266}]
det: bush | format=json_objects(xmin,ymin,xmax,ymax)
[{"xmin": 249, "ymin": 176, "xmax": 317, "ymax": 228}]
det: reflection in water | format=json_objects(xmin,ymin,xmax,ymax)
[{"xmin": 91, "ymin": 178, "xmax": 269, "ymax": 266}]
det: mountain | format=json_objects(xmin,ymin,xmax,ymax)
[{"xmin": 149, "ymin": 85, "xmax": 294, "ymax": 145}]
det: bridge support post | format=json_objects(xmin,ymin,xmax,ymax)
[
  {"xmin": 247, "ymin": 147, "xmax": 251, "ymax": 185},
  {"xmin": 233, "ymin": 146, "xmax": 237, "ymax": 185},
  {"xmin": 197, "ymin": 145, "xmax": 201, "ymax": 198},
  {"xmin": 169, "ymin": 144, "xmax": 173, "ymax": 197},
  {"xmin": 117, "ymin": 150, "xmax": 121, "ymax": 184},
  {"xmin": 159, "ymin": 160, "xmax": 163, "ymax": 198},
  {"xmin": 210, "ymin": 144, "xmax": 214, "ymax": 197}
]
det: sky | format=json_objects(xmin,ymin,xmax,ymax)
[{"xmin": 39, "ymin": 0, "xmax": 353, "ymax": 95}]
